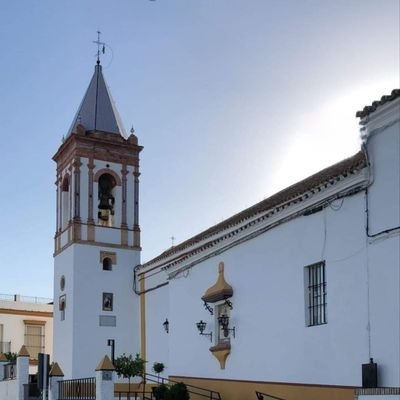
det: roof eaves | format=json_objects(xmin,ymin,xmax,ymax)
[
  {"xmin": 356, "ymin": 89, "xmax": 400, "ymax": 119},
  {"xmin": 143, "ymin": 151, "xmax": 367, "ymax": 269}
]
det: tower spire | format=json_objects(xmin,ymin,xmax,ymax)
[{"xmin": 93, "ymin": 30, "xmax": 105, "ymax": 65}]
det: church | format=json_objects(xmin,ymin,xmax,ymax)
[{"xmin": 52, "ymin": 56, "xmax": 400, "ymax": 400}]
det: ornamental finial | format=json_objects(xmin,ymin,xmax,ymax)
[{"xmin": 93, "ymin": 30, "xmax": 105, "ymax": 65}]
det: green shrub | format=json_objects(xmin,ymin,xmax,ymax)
[
  {"xmin": 153, "ymin": 362, "xmax": 165, "ymax": 375},
  {"xmin": 153, "ymin": 383, "xmax": 169, "ymax": 400},
  {"xmin": 4, "ymin": 352, "xmax": 17, "ymax": 362},
  {"xmin": 167, "ymin": 382, "xmax": 190, "ymax": 400}
]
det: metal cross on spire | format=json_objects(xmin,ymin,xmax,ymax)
[{"xmin": 93, "ymin": 30, "xmax": 106, "ymax": 65}]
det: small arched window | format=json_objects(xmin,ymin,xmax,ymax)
[
  {"xmin": 61, "ymin": 175, "xmax": 70, "ymax": 230},
  {"xmin": 98, "ymin": 173, "xmax": 116, "ymax": 227},
  {"xmin": 103, "ymin": 257, "xmax": 112, "ymax": 271}
]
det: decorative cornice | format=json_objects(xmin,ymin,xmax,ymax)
[
  {"xmin": 53, "ymin": 131, "xmax": 142, "ymax": 172},
  {"xmin": 54, "ymin": 235, "xmax": 141, "ymax": 256},
  {"xmin": 23, "ymin": 320, "xmax": 47, "ymax": 326},
  {"xmin": 0, "ymin": 309, "xmax": 53, "ymax": 318}
]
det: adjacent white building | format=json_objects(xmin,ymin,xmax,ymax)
[
  {"xmin": 50, "ymin": 58, "xmax": 399, "ymax": 400},
  {"xmin": 0, "ymin": 294, "xmax": 53, "ymax": 374}
]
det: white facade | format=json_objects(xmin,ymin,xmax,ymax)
[
  {"xmin": 139, "ymin": 92, "xmax": 400, "ymax": 396},
  {"xmin": 0, "ymin": 294, "xmax": 53, "ymax": 374},
  {"xmin": 53, "ymin": 244, "xmax": 140, "ymax": 378}
]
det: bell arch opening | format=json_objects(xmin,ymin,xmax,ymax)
[
  {"xmin": 98, "ymin": 173, "xmax": 116, "ymax": 227},
  {"xmin": 61, "ymin": 175, "xmax": 70, "ymax": 230}
]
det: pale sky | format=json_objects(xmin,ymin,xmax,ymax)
[{"xmin": 0, "ymin": 0, "xmax": 398, "ymax": 298}]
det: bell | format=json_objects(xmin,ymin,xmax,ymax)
[
  {"xmin": 98, "ymin": 210, "xmax": 109, "ymax": 221},
  {"xmin": 99, "ymin": 193, "xmax": 113, "ymax": 210},
  {"xmin": 99, "ymin": 199, "xmax": 110, "ymax": 210}
]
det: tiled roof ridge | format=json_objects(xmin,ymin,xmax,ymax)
[
  {"xmin": 356, "ymin": 89, "xmax": 400, "ymax": 119},
  {"xmin": 143, "ymin": 151, "xmax": 366, "ymax": 268}
]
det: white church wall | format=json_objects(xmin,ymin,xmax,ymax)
[
  {"xmin": 365, "ymin": 105, "xmax": 400, "ymax": 235},
  {"xmin": 164, "ymin": 190, "xmax": 399, "ymax": 387},
  {"xmin": 95, "ymin": 226, "xmax": 121, "ymax": 245},
  {"xmin": 143, "ymin": 268, "xmax": 169, "ymax": 376},
  {"xmin": 368, "ymin": 236, "xmax": 400, "ymax": 387},
  {"xmin": 360, "ymin": 100, "xmax": 400, "ymax": 387},
  {"xmin": 64, "ymin": 244, "xmax": 139, "ymax": 378},
  {"xmin": 53, "ymin": 246, "xmax": 74, "ymax": 376}
]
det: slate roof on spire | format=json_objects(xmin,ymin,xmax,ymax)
[{"xmin": 67, "ymin": 64, "xmax": 128, "ymax": 138}]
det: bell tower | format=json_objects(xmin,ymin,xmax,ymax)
[{"xmin": 53, "ymin": 60, "xmax": 142, "ymax": 378}]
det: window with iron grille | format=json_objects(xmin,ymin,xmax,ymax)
[{"xmin": 305, "ymin": 261, "xmax": 327, "ymax": 326}]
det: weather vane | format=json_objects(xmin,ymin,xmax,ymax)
[{"xmin": 93, "ymin": 30, "xmax": 106, "ymax": 65}]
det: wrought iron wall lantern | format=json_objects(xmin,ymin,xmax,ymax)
[
  {"xmin": 196, "ymin": 320, "xmax": 212, "ymax": 342},
  {"xmin": 218, "ymin": 314, "xmax": 236, "ymax": 338},
  {"xmin": 163, "ymin": 318, "xmax": 169, "ymax": 333}
]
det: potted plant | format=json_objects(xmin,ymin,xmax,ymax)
[
  {"xmin": 152, "ymin": 362, "xmax": 165, "ymax": 383},
  {"xmin": 114, "ymin": 353, "xmax": 146, "ymax": 395}
]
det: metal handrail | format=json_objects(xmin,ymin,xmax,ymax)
[
  {"xmin": 0, "ymin": 293, "xmax": 52, "ymax": 304},
  {"xmin": 145, "ymin": 372, "xmax": 222, "ymax": 400},
  {"xmin": 115, "ymin": 390, "xmax": 154, "ymax": 400},
  {"xmin": 255, "ymin": 391, "xmax": 287, "ymax": 400}
]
